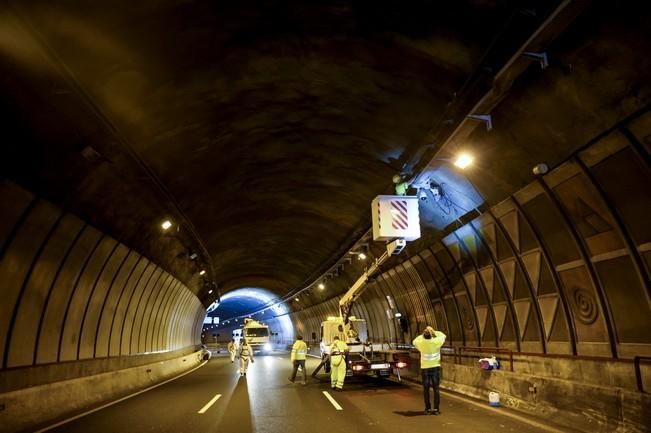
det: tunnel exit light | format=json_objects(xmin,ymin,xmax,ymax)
[
  {"xmin": 161, "ymin": 220, "xmax": 173, "ymax": 230},
  {"xmin": 454, "ymin": 153, "xmax": 474, "ymax": 169}
]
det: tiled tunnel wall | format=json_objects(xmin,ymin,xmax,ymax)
[
  {"xmin": 0, "ymin": 181, "xmax": 205, "ymax": 373},
  {"xmin": 290, "ymin": 109, "xmax": 651, "ymax": 361}
]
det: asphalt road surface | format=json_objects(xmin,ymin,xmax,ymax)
[{"xmin": 37, "ymin": 352, "xmax": 573, "ymax": 433}]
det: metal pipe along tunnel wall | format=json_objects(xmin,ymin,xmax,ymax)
[{"xmin": 0, "ymin": 182, "xmax": 205, "ymax": 386}]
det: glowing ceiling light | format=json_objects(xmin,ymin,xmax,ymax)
[
  {"xmin": 161, "ymin": 220, "xmax": 173, "ymax": 230},
  {"xmin": 318, "ymin": 283, "xmax": 325, "ymax": 290},
  {"xmin": 208, "ymin": 289, "xmax": 213, "ymax": 294},
  {"xmin": 294, "ymin": 298, "xmax": 299, "ymax": 302},
  {"xmin": 358, "ymin": 253, "xmax": 367, "ymax": 260},
  {"xmin": 454, "ymin": 153, "xmax": 474, "ymax": 169},
  {"xmin": 199, "ymin": 270, "xmax": 206, "ymax": 276}
]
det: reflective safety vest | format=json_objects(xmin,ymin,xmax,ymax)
[
  {"xmin": 291, "ymin": 340, "xmax": 308, "ymax": 361},
  {"xmin": 329, "ymin": 340, "xmax": 348, "ymax": 357},
  {"xmin": 413, "ymin": 331, "xmax": 446, "ymax": 369},
  {"xmin": 240, "ymin": 345, "xmax": 252, "ymax": 359}
]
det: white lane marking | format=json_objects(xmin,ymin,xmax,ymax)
[
  {"xmin": 322, "ymin": 391, "xmax": 343, "ymax": 410},
  {"xmin": 197, "ymin": 393, "xmax": 222, "ymax": 414},
  {"xmin": 35, "ymin": 361, "xmax": 208, "ymax": 433}
]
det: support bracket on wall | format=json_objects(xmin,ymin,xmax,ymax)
[
  {"xmin": 467, "ymin": 114, "xmax": 493, "ymax": 131},
  {"xmin": 522, "ymin": 51, "xmax": 549, "ymax": 69}
]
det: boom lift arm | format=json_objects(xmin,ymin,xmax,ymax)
[{"xmin": 338, "ymin": 239, "xmax": 405, "ymax": 323}]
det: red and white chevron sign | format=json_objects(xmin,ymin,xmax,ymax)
[
  {"xmin": 372, "ymin": 195, "xmax": 421, "ymax": 241},
  {"xmin": 390, "ymin": 200, "xmax": 408, "ymax": 230}
]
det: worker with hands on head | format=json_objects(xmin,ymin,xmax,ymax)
[
  {"xmin": 227, "ymin": 339, "xmax": 237, "ymax": 363},
  {"xmin": 329, "ymin": 335, "xmax": 349, "ymax": 391},
  {"xmin": 289, "ymin": 335, "xmax": 309, "ymax": 384},
  {"xmin": 412, "ymin": 326, "xmax": 446, "ymax": 415},
  {"xmin": 238, "ymin": 338, "xmax": 254, "ymax": 376}
]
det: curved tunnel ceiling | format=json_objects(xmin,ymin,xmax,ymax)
[{"xmin": 2, "ymin": 1, "xmax": 575, "ymax": 301}]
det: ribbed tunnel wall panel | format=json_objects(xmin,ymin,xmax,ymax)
[
  {"xmin": 0, "ymin": 182, "xmax": 204, "ymax": 371},
  {"xmin": 288, "ymin": 110, "xmax": 651, "ymax": 359}
]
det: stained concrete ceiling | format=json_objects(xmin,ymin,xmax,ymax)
[{"xmin": 7, "ymin": 1, "xmax": 647, "ymax": 307}]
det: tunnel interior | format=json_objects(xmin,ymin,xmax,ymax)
[
  {"xmin": 203, "ymin": 288, "xmax": 294, "ymax": 345},
  {"xmin": 1, "ymin": 1, "xmax": 650, "ymax": 433}
]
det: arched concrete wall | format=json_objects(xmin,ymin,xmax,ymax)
[
  {"xmin": 0, "ymin": 182, "xmax": 205, "ymax": 372},
  {"xmin": 289, "ymin": 108, "xmax": 651, "ymax": 360}
]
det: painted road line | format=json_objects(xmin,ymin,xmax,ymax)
[
  {"xmin": 35, "ymin": 360, "xmax": 208, "ymax": 433},
  {"xmin": 198, "ymin": 393, "xmax": 222, "ymax": 414},
  {"xmin": 322, "ymin": 391, "xmax": 343, "ymax": 410}
]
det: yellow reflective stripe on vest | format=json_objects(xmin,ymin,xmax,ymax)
[
  {"xmin": 422, "ymin": 353, "xmax": 440, "ymax": 361},
  {"xmin": 296, "ymin": 350, "xmax": 307, "ymax": 354}
]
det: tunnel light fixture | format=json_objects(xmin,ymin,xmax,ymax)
[
  {"xmin": 318, "ymin": 283, "xmax": 325, "ymax": 290},
  {"xmin": 294, "ymin": 298, "xmax": 299, "ymax": 302},
  {"xmin": 394, "ymin": 312, "xmax": 402, "ymax": 318},
  {"xmin": 358, "ymin": 253, "xmax": 367, "ymax": 260},
  {"xmin": 161, "ymin": 220, "xmax": 173, "ymax": 231},
  {"xmin": 454, "ymin": 153, "xmax": 474, "ymax": 169},
  {"xmin": 199, "ymin": 270, "xmax": 206, "ymax": 276},
  {"xmin": 208, "ymin": 289, "xmax": 213, "ymax": 294}
]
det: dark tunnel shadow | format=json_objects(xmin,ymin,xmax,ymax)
[
  {"xmin": 393, "ymin": 410, "xmax": 431, "ymax": 417},
  {"xmin": 217, "ymin": 376, "xmax": 253, "ymax": 433}
]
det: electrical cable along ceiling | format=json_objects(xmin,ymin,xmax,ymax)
[{"xmin": 1, "ymin": 1, "xmax": 567, "ymax": 304}]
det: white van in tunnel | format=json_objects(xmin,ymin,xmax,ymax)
[{"xmin": 242, "ymin": 318, "xmax": 272, "ymax": 352}]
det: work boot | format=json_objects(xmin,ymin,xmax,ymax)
[
  {"xmin": 288, "ymin": 377, "xmax": 294, "ymax": 383},
  {"xmin": 432, "ymin": 409, "xmax": 440, "ymax": 416},
  {"xmin": 424, "ymin": 409, "xmax": 431, "ymax": 415}
]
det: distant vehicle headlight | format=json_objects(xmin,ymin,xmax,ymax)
[{"xmin": 263, "ymin": 343, "xmax": 272, "ymax": 351}]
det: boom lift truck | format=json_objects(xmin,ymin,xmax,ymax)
[{"xmin": 313, "ymin": 195, "xmax": 421, "ymax": 380}]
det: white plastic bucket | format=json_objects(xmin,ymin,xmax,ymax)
[{"xmin": 488, "ymin": 392, "xmax": 500, "ymax": 407}]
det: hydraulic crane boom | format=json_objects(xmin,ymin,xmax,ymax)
[{"xmin": 338, "ymin": 239, "xmax": 406, "ymax": 322}]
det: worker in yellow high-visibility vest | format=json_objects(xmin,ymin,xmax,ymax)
[
  {"xmin": 329, "ymin": 336, "xmax": 349, "ymax": 390},
  {"xmin": 289, "ymin": 335, "xmax": 309, "ymax": 384},
  {"xmin": 413, "ymin": 326, "xmax": 446, "ymax": 415}
]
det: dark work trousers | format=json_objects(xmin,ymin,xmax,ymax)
[
  {"xmin": 422, "ymin": 366, "xmax": 441, "ymax": 411},
  {"xmin": 290, "ymin": 359, "xmax": 307, "ymax": 383}
]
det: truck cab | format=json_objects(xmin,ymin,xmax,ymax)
[{"xmin": 242, "ymin": 318, "xmax": 272, "ymax": 353}]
